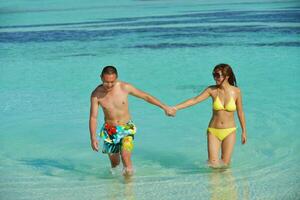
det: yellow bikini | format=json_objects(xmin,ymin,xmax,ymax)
[
  {"xmin": 208, "ymin": 92, "xmax": 237, "ymax": 141},
  {"xmin": 213, "ymin": 96, "xmax": 236, "ymax": 112},
  {"xmin": 207, "ymin": 127, "xmax": 237, "ymax": 141}
]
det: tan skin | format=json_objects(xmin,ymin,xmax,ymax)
[
  {"xmin": 89, "ymin": 73, "xmax": 172, "ymax": 175},
  {"xmin": 168, "ymin": 70, "xmax": 247, "ymax": 167}
]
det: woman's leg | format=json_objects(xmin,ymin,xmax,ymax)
[
  {"xmin": 221, "ymin": 131, "xmax": 236, "ymax": 165},
  {"xmin": 207, "ymin": 132, "xmax": 222, "ymax": 167}
]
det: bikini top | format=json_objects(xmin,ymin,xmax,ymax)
[{"xmin": 213, "ymin": 90, "xmax": 236, "ymax": 112}]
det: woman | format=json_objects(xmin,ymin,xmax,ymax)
[{"xmin": 171, "ymin": 64, "xmax": 247, "ymax": 167}]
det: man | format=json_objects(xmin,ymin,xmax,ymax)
[{"xmin": 89, "ymin": 66, "xmax": 172, "ymax": 176}]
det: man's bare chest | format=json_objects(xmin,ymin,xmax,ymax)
[{"xmin": 99, "ymin": 92, "xmax": 128, "ymax": 109}]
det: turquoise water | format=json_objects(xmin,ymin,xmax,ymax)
[{"xmin": 1, "ymin": 0, "xmax": 300, "ymax": 199}]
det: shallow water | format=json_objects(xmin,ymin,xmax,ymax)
[{"xmin": 1, "ymin": 0, "xmax": 300, "ymax": 199}]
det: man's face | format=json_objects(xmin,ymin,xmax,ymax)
[{"xmin": 101, "ymin": 74, "xmax": 117, "ymax": 91}]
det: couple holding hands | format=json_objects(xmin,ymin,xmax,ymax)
[{"xmin": 89, "ymin": 64, "xmax": 247, "ymax": 176}]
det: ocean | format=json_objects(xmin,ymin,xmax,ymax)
[{"xmin": 1, "ymin": 0, "xmax": 299, "ymax": 199}]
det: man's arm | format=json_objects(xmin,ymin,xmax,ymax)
[
  {"xmin": 125, "ymin": 83, "xmax": 169, "ymax": 111},
  {"xmin": 89, "ymin": 93, "xmax": 99, "ymax": 151}
]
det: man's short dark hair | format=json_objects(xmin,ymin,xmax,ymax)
[{"xmin": 101, "ymin": 66, "xmax": 118, "ymax": 78}]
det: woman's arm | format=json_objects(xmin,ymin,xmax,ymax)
[
  {"xmin": 174, "ymin": 87, "xmax": 211, "ymax": 111},
  {"xmin": 236, "ymin": 89, "xmax": 247, "ymax": 144}
]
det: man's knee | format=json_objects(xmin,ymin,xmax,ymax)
[
  {"xmin": 121, "ymin": 136, "xmax": 134, "ymax": 152},
  {"xmin": 109, "ymin": 154, "xmax": 120, "ymax": 167}
]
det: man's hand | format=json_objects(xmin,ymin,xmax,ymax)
[{"xmin": 91, "ymin": 139, "xmax": 99, "ymax": 152}]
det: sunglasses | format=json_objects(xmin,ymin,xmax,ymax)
[{"xmin": 212, "ymin": 72, "xmax": 224, "ymax": 79}]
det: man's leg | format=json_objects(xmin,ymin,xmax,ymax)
[
  {"xmin": 121, "ymin": 136, "xmax": 134, "ymax": 176},
  {"xmin": 103, "ymin": 141, "xmax": 121, "ymax": 168},
  {"xmin": 121, "ymin": 150, "xmax": 133, "ymax": 176},
  {"xmin": 108, "ymin": 153, "xmax": 120, "ymax": 168}
]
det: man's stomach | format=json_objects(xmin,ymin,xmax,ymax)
[{"xmin": 103, "ymin": 113, "xmax": 131, "ymax": 126}]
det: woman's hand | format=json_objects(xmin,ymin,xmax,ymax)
[
  {"xmin": 165, "ymin": 106, "xmax": 177, "ymax": 117},
  {"xmin": 241, "ymin": 132, "xmax": 247, "ymax": 144}
]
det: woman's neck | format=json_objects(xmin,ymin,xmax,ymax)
[{"xmin": 219, "ymin": 81, "xmax": 230, "ymax": 90}]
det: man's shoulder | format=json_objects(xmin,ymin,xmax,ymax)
[
  {"xmin": 119, "ymin": 81, "xmax": 133, "ymax": 91},
  {"xmin": 91, "ymin": 84, "xmax": 103, "ymax": 97},
  {"xmin": 118, "ymin": 80, "xmax": 129, "ymax": 86}
]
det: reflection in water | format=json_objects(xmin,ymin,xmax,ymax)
[
  {"xmin": 123, "ymin": 176, "xmax": 135, "ymax": 200},
  {"xmin": 209, "ymin": 168, "xmax": 249, "ymax": 200},
  {"xmin": 107, "ymin": 175, "xmax": 136, "ymax": 200}
]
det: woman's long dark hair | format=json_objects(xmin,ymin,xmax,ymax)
[{"xmin": 213, "ymin": 63, "xmax": 237, "ymax": 86}]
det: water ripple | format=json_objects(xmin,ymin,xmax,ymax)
[{"xmin": 1, "ymin": 25, "xmax": 299, "ymax": 43}]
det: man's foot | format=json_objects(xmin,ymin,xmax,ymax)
[
  {"xmin": 109, "ymin": 165, "xmax": 121, "ymax": 175},
  {"xmin": 122, "ymin": 167, "xmax": 134, "ymax": 177}
]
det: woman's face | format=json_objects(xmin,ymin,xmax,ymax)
[{"xmin": 213, "ymin": 70, "xmax": 226, "ymax": 85}]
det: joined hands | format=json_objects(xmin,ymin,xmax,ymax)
[{"xmin": 164, "ymin": 106, "xmax": 177, "ymax": 117}]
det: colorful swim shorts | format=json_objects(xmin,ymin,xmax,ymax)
[{"xmin": 99, "ymin": 120, "xmax": 137, "ymax": 154}]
